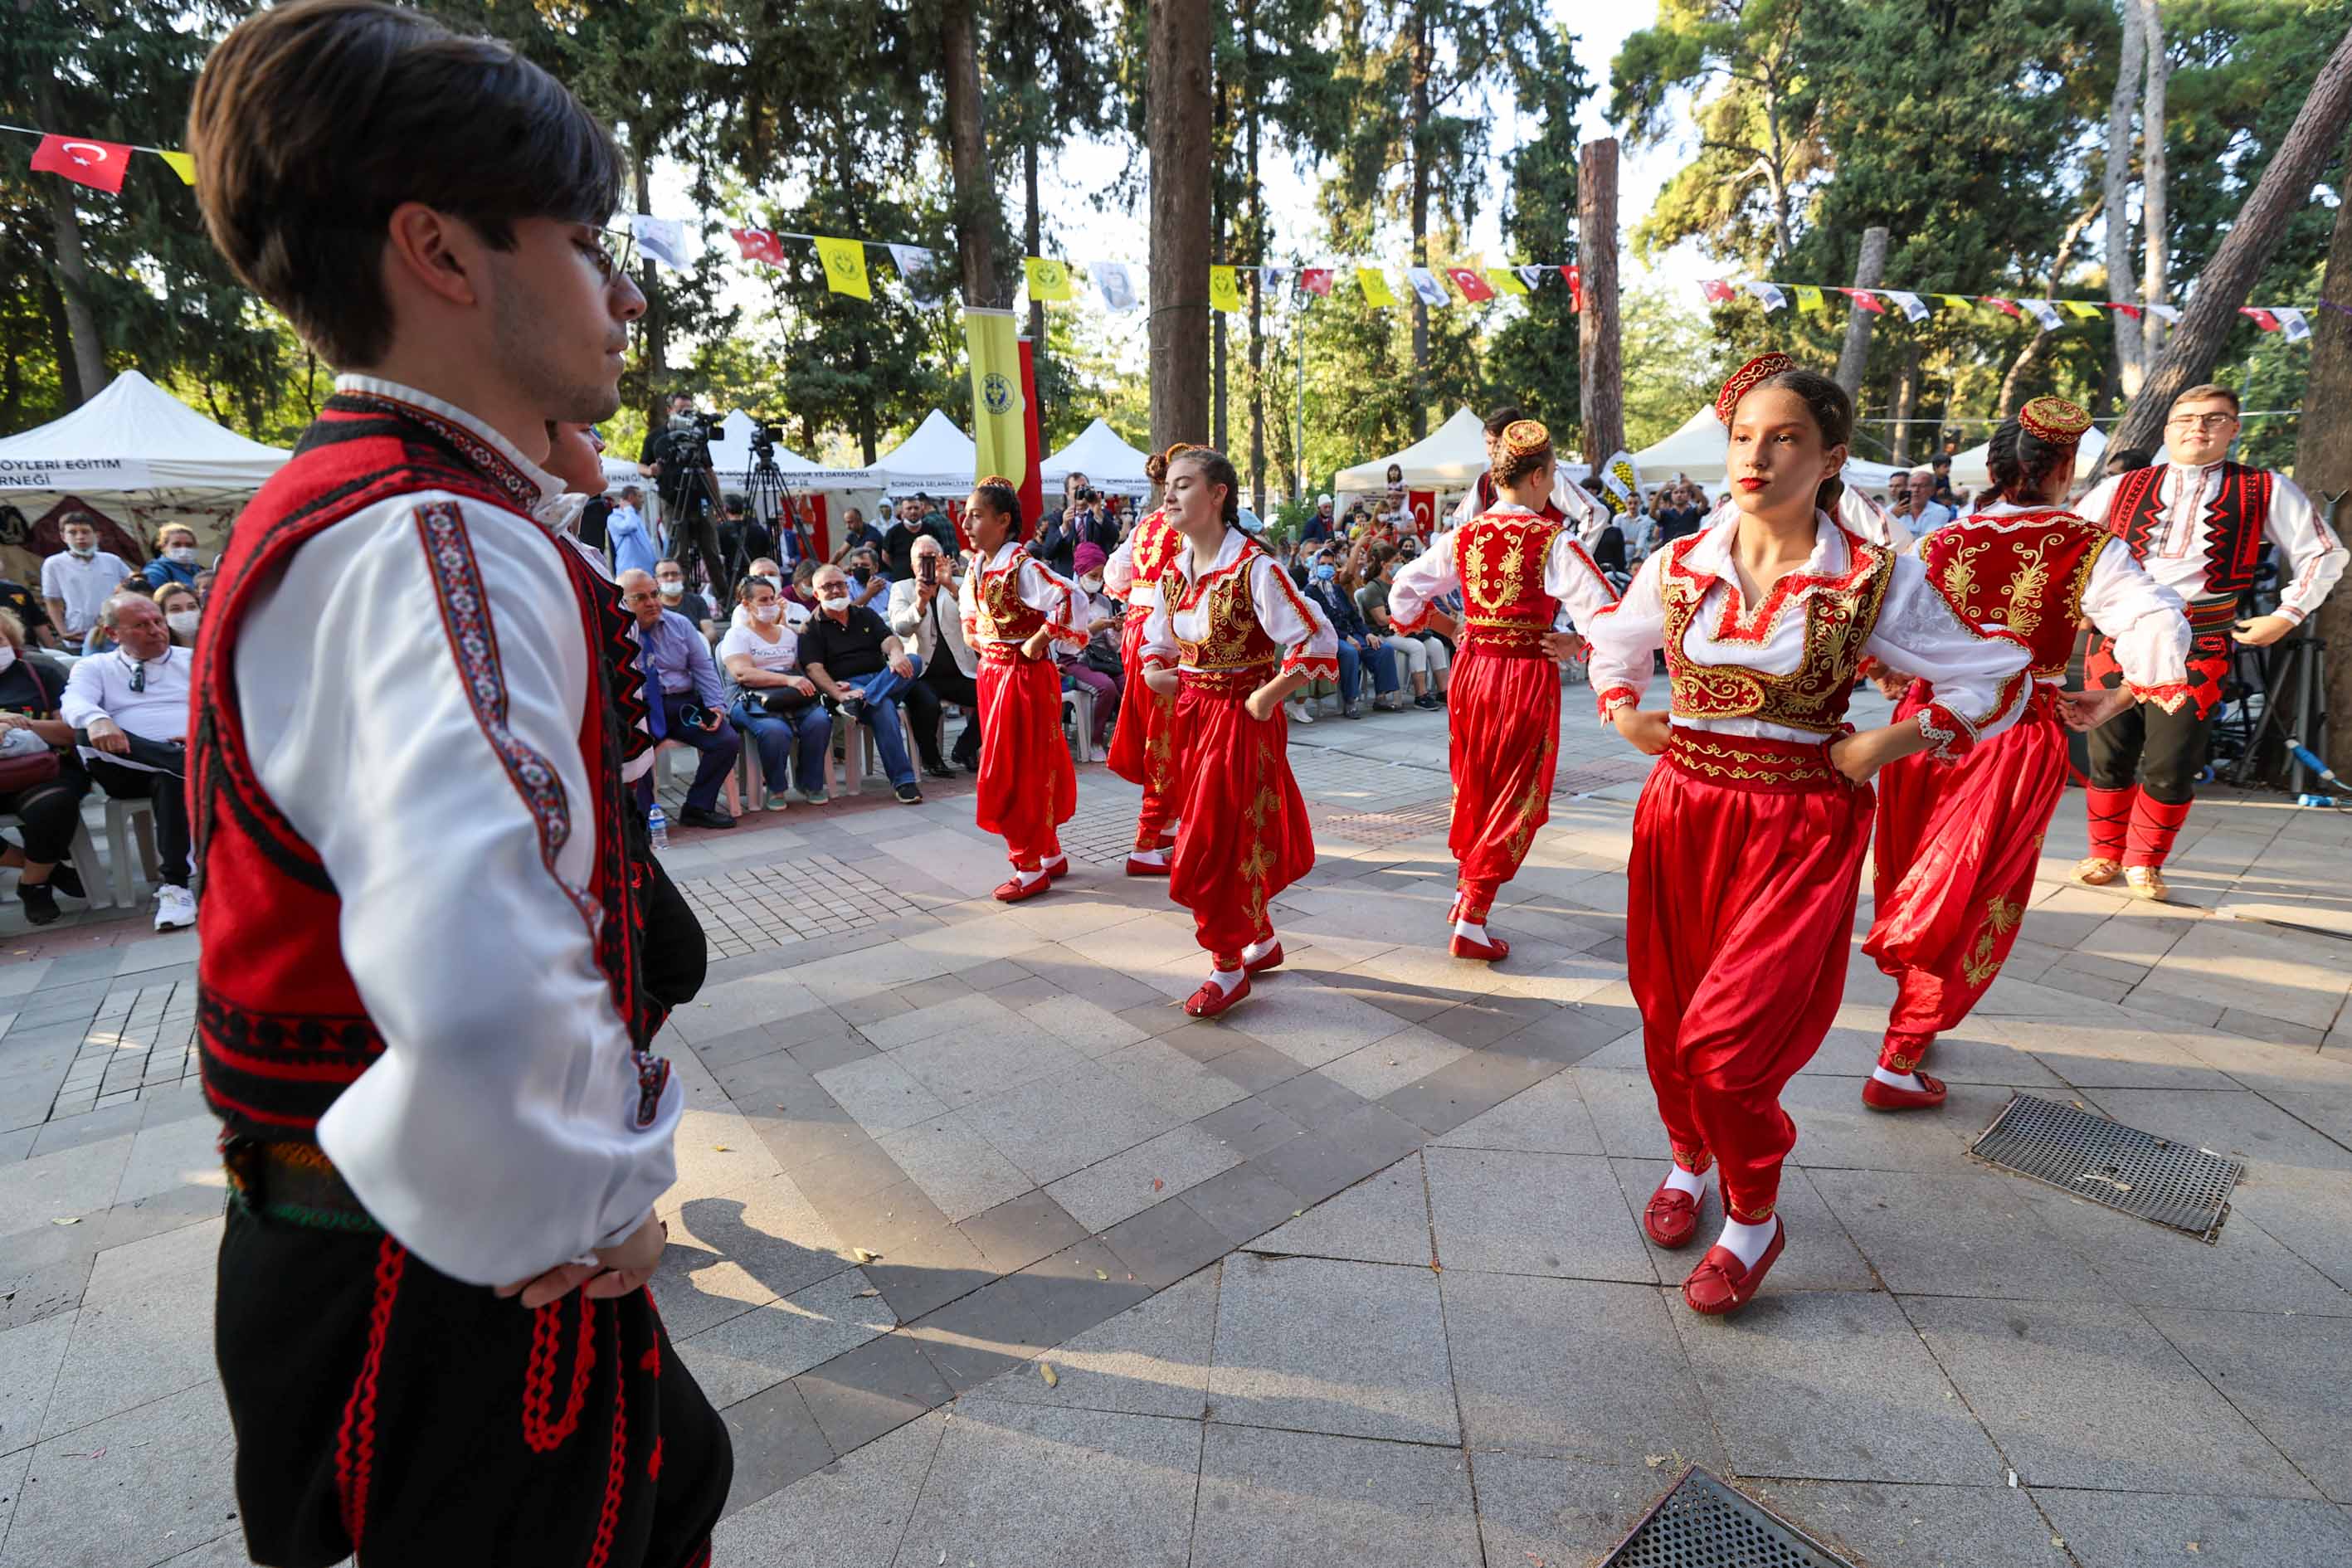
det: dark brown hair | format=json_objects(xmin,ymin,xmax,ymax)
[
  {"xmin": 1746, "ymin": 368, "xmax": 1854, "ymax": 515},
  {"xmin": 1493, "ymin": 428, "xmax": 1553, "ymax": 488},
  {"xmin": 188, "ymin": 0, "xmax": 623, "ymax": 368},
  {"xmin": 1171, "ymin": 447, "xmax": 1241, "ymax": 526},
  {"xmin": 1982, "ymin": 417, "xmax": 2075, "ymax": 508},
  {"xmin": 973, "ymin": 480, "xmax": 1023, "ymax": 533},
  {"xmin": 1481, "ymin": 404, "xmax": 1527, "ymax": 439}
]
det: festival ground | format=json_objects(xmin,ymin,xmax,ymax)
[{"xmin": 4, "ymin": 689, "xmax": 2352, "ymax": 1567}]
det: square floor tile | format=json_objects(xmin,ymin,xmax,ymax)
[
  {"xmin": 2145, "ymin": 1308, "xmax": 2352, "ymax": 1504},
  {"xmin": 1432, "ymin": 1068, "xmax": 1605, "ymax": 1155},
  {"xmin": 1253, "ymin": 1153, "xmax": 1430, "ymax": 1266},
  {"xmin": 874, "ymin": 1117, "xmax": 1035, "ymax": 1224},
  {"xmin": 1424, "ymin": 1147, "xmax": 1656, "ymax": 1283},
  {"xmin": 894, "ymin": 1402, "xmax": 1200, "ymax": 1568},
  {"xmin": 962, "ymin": 1266, "xmax": 1218, "ymax": 1420},
  {"xmin": 1208, "ymin": 1254, "xmax": 1458, "ymax": 1444},
  {"xmin": 1193, "ymin": 1424, "xmax": 1482, "ymax": 1568},
  {"xmin": 677, "ymin": 1269, "xmax": 898, "ymax": 1410},
  {"xmin": 713, "ymin": 1408, "xmax": 945, "ymax": 1557},
  {"xmin": 1045, "ymin": 1124, "xmax": 1241, "ymax": 1235}
]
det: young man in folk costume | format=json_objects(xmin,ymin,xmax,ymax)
[
  {"xmin": 1585, "ymin": 355, "xmax": 2030, "ymax": 1316},
  {"xmin": 960, "ymin": 476, "xmax": 1085, "ymax": 901},
  {"xmin": 186, "ymin": 3, "xmax": 728, "ymax": 1562},
  {"xmin": 2072, "ymin": 382, "xmax": 2345, "ymax": 899},
  {"xmin": 1388, "ymin": 420, "xmax": 1619, "ymax": 959},
  {"xmin": 1102, "ymin": 443, "xmax": 1196, "ymax": 875},
  {"xmin": 1141, "ymin": 448, "xmax": 1339, "ymax": 1018},
  {"xmin": 1863, "ymin": 398, "xmax": 2189, "ymax": 1111}
]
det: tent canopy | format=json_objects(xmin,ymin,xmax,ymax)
[
  {"xmin": 797, "ymin": 409, "xmax": 976, "ymax": 492},
  {"xmin": 1336, "ymin": 407, "xmax": 1490, "ymax": 491},
  {"xmin": 1634, "ymin": 402, "xmax": 1902, "ymax": 493},
  {"xmin": 1042, "ymin": 418, "xmax": 1152, "ymax": 496},
  {"xmin": 599, "ymin": 409, "xmax": 819, "ymax": 490},
  {"xmin": 1945, "ymin": 422, "xmax": 2107, "ymax": 489},
  {"xmin": 0, "ymin": 369, "xmax": 289, "ymax": 502}
]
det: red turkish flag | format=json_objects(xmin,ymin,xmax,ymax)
[
  {"xmin": 1444, "ymin": 267, "xmax": 1496, "ymax": 304},
  {"xmin": 30, "ymin": 134, "xmax": 132, "ymax": 194},
  {"xmin": 1408, "ymin": 490, "xmax": 1437, "ymax": 537},
  {"xmin": 2240, "ymin": 307, "xmax": 2281, "ymax": 331},
  {"xmin": 1698, "ymin": 279, "xmax": 1736, "ymax": 304},
  {"xmin": 1984, "ymin": 297, "xmax": 2021, "ymax": 318},
  {"xmin": 1562, "ymin": 264, "xmax": 1582, "ymax": 311},
  {"xmin": 2111, "ymin": 303, "xmax": 2143, "ymax": 321},
  {"xmin": 1846, "ymin": 289, "xmax": 1887, "ymax": 314},
  {"xmin": 1300, "ymin": 268, "xmax": 1334, "ymax": 297},
  {"xmin": 729, "ymin": 227, "xmax": 784, "ymax": 264}
]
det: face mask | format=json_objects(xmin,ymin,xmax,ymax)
[
  {"xmin": 168, "ymin": 610, "xmax": 201, "ymax": 636},
  {"xmin": 166, "ymin": 545, "xmax": 197, "ymax": 565},
  {"xmin": 756, "ymin": 573, "xmax": 780, "ymax": 590},
  {"xmin": 1313, "ymin": 562, "xmax": 1337, "ymax": 583},
  {"xmin": 658, "ymin": 580, "xmax": 684, "ymax": 599},
  {"xmin": 67, "ymin": 540, "xmax": 95, "ymax": 559},
  {"xmin": 1080, "ymin": 575, "xmax": 1103, "ymax": 593},
  {"xmin": 0, "ymin": 645, "xmax": 16, "ymax": 674},
  {"xmin": 819, "ymin": 592, "xmax": 850, "ymax": 614},
  {"xmin": 850, "ymin": 567, "xmax": 872, "ymax": 586},
  {"xmin": 754, "ymin": 603, "xmax": 782, "ymax": 625}
]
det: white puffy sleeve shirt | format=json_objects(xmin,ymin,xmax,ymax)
[
  {"xmin": 232, "ymin": 483, "xmax": 684, "ymax": 1287},
  {"xmin": 958, "ymin": 541, "xmax": 1088, "ymax": 654},
  {"xmin": 1141, "ymin": 527, "xmax": 1338, "ymax": 681},
  {"xmin": 2077, "ymin": 464, "xmax": 2348, "ymax": 626},
  {"xmin": 1584, "ymin": 513, "xmax": 2031, "ymax": 760},
  {"xmin": 1388, "ymin": 508, "xmax": 1621, "ymax": 635}
]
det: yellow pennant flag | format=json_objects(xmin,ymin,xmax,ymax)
[
  {"xmin": 1357, "ymin": 269, "xmax": 1398, "ymax": 307},
  {"xmin": 1794, "ymin": 284, "xmax": 1825, "ymax": 313},
  {"xmin": 156, "ymin": 150, "xmax": 196, "ymax": 186},
  {"xmin": 966, "ymin": 307, "xmax": 1025, "ymax": 487},
  {"xmin": 1024, "ymin": 256, "xmax": 1074, "ymax": 302},
  {"xmin": 1208, "ymin": 265, "xmax": 1243, "ymax": 314},
  {"xmin": 814, "ymin": 236, "xmax": 870, "ymax": 299},
  {"xmin": 1485, "ymin": 268, "xmax": 1528, "ymax": 297},
  {"xmin": 1936, "ymin": 294, "xmax": 1974, "ymax": 311},
  {"xmin": 2061, "ymin": 299, "xmax": 2103, "ymax": 319}
]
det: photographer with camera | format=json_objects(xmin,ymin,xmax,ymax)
[
  {"xmin": 637, "ymin": 389, "xmax": 728, "ymax": 589},
  {"xmin": 888, "ymin": 534, "xmax": 981, "ymax": 773},
  {"xmin": 1035, "ymin": 472, "xmax": 1120, "ymax": 581}
]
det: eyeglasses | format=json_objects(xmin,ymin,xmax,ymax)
[
  {"xmin": 581, "ymin": 226, "xmax": 637, "ymax": 284},
  {"xmin": 2165, "ymin": 412, "xmax": 2238, "ymax": 430}
]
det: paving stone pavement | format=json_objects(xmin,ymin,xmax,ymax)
[{"xmin": 6, "ymin": 683, "xmax": 2352, "ymax": 1566}]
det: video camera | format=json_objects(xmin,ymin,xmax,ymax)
[{"xmin": 747, "ymin": 421, "xmax": 785, "ymax": 460}]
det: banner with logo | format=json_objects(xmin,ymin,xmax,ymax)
[{"xmin": 966, "ymin": 307, "xmax": 1025, "ymax": 489}]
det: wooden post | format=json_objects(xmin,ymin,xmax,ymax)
[
  {"xmin": 1148, "ymin": 0, "xmax": 1214, "ymax": 452},
  {"xmin": 1833, "ymin": 226, "xmax": 1890, "ymax": 399},
  {"xmin": 1577, "ymin": 137, "xmax": 1624, "ymax": 466}
]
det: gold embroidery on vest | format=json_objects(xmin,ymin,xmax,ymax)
[{"xmin": 1662, "ymin": 544, "xmax": 1893, "ymax": 733}]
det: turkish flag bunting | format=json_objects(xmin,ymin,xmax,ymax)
[
  {"xmin": 730, "ymin": 227, "xmax": 784, "ymax": 264},
  {"xmin": 31, "ymin": 134, "xmax": 132, "ymax": 194},
  {"xmin": 2111, "ymin": 303, "xmax": 2142, "ymax": 321},
  {"xmin": 1300, "ymin": 268, "xmax": 1334, "ymax": 297},
  {"xmin": 1984, "ymin": 297, "xmax": 2021, "ymax": 318},
  {"xmin": 1444, "ymin": 267, "xmax": 1496, "ymax": 303},
  {"xmin": 1562, "ymin": 265, "xmax": 1582, "ymax": 311},
  {"xmin": 2239, "ymin": 307, "xmax": 2281, "ymax": 331},
  {"xmin": 1698, "ymin": 279, "xmax": 1736, "ymax": 304},
  {"xmin": 1845, "ymin": 289, "xmax": 1887, "ymax": 314}
]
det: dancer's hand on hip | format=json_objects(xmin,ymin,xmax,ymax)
[
  {"xmin": 1244, "ymin": 684, "xmax": 1283, "ymax": 722},
  {"xmin": 2233, "ymin": 614, "xmax": 2294, "ymax": 647},
  {"xmin": 1144, "ymin": 665, "xmax": 1181, "ymax": 697},
  {"xmin": 1611, "ymin": 707, "xmax": 1670, "ymax": 755},
  {"xmin": 2057, "ymin": 686, "xmax": 2135, "ymax": 731}
]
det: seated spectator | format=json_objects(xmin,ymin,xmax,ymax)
[
  {"xmin": 0, "ymin": 611, "xmax": 90, "ymax": 924},
  {"xmin": 143, "ymin": 523, "xmax": 204, "ymax": 589},
  {"xmin": 785, "ymin": 558, "xmax": 821, "ymax": 616},
  {"xmin": 655, "ymin": 558, "xmax": 716, "ymax": 640},
  {"xmin": 618, "ymin": 567, "xmax": 740, "ymax": 830},
  {"xmin": 887, "ymin": 535, "xmax": 981, "ymax": 772},
  {"xmin": 42, "ymin": 520, "xmax": 132, "ymax": 650},
  {"xmin": 61, "ymin": 593, "xmax": 192, "ymax": 930},
  {"xmin": 1356, "ymin": 544, "xmax": 1449, "ymax": 709},
  {"xmin": 192, "ymin": 567, "xmax": 218, "ymax": 604},
  {"xmin": 1303, "ymin": 494, "xmax": 1335, "ymax": 545},
  {"xmin": 81, "ymin": 573, "xmax": 152, "ymax": 657},
  {"xmin": 845, "ymin": 547, "xmax": 889, "ymax": 610},
  {"xmin": 0, "ymin": 576, "xmax": 60, "ymax": 650},
  {"xmin": 1304, "ymin": 543, "xmax": 1400, "ymax": 717},
  {"xmin": 720, "ymin": 576, "xmax": 830, "ymax": 808},
  {"xmin": 606, "ymin": 485, "xmax": 659, "ymax": 577},
  {"xmin": 835, "ymin": 506, "xmax": 886, "ymax": 563},
  {"xmin": 154, "ymin": 582, "xmax": 202, "ymax": 648},
  {"xmin": 796, "ymin": 562, "xmax": 928, "ymax": 803},
  {"xmin": 1059, "ymin": 543, "xmax": 1120, "ymax": 751},
  {"xmin": 883, "ymin": 496, "xmax": 959, "ymax": 582}
]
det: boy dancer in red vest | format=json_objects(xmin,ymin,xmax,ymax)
[
  {"xmin": 187, "ymin": 3, "xmax": 728, "ymax": 1561},
  {"xmin": 2073, "ymin": 384, "xmax": 2345, "ymax": 899}
]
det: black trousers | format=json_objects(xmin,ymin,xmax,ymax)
[
  {"xmin": 916, "ymin": 656, "xmax": 980, "ymax": 767},
  {"xmin": 0, "ymin": 761, "xmax": 88, "ymax": 866},
  {"xmin": 86, "ymin": 749, "xmax": 189, "ymax": 885},
  {"xmin": 2086, "ymin": 661, "xmax": 2213, "ymax": 806},
  {"xmin": 217, "ymin": 1205, "xmax": 730, "ymax": 1568},
  {"xmin": 638, "ymin": 849, "xmax": 708, "ymax": 1013}
]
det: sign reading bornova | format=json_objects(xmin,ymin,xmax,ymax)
[{"xmin": 0, "ymin": 455, "xmax": 155, "ymax": 490}]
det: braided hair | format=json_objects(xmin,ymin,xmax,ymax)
[
  {"xmin": 1982, "ymin": 419, "xmax": 2083, "ymax": 508},
  {"xmin": 1171, "ymin": 446, "xmax": 1242, "ymax": 527}
]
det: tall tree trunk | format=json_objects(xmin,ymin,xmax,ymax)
[
  {"xmin": 1833, "ymin": 226, "xmax": 1889, "ymax": 398},
  {"xmin": 2139, "ymin": 0, "xmax": 2170, "ymax": 368},
  {"xmin": 2106, "ymin": 0, "xmax": 2146, "ymax": 390},
  {"xmin": 1244, "ymin": 27, "xmax": 1267, "ymax": 515},
  {"xmin": 32, "ymin": 72, "xmax": 105, "ymax": 403},
  {"xmin": 1210, "ymin": 63, "xmax": 1230, "ymax": 453},
  {"xmin": 41, "ymin": 275, "xmax": 84, "ymax": 410},
  {"xmin": 1888, "ymin": 338, "xmax": 1921, "ymax": 467},
  {"xmin": 1024, "ymin": 138, "xmax": 1045, "ymax": 358},
  {"xmin": 1576, "ymin": 138, "xmax": 1624, "ymax": 465},
  {"xmin": 2000, "ymin": 199, "xmax": 2102, "ymax": 413},
  {"xmin": 1407, "ymin": 0, "xmax": 1431, "ymax": 441},
  {"xmin": 941, "ymin": 0, "xmax": 996, "ymax": 309},
  {"xmin": 2115, "ymin": 21, "xmax": 2352, "ymax": 453},
  {"xmin": 631, "ymin": 141, "xmax": 667, "ymax": 417},
  {"xmin": 2301, "ymin": 139, "xmax": 2352, "ymax": 776},
  {"xmin": 1148, "ymin": 0, "xmax": 1213, "ymax": 453}
]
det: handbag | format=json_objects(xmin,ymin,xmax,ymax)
[{"xmin": 0, "ymin": 660, "xmax": 61, "ymax": 791}]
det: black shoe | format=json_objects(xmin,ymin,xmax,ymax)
[
  {"xmin": 1415, "ymin": 694, "xmax": 1441, "ymax": 710},
  {"xmin": 835, "ymin": 696, "xmax": 866, "ymax": 723},
  {"xmin": 1343, "ymin": 700, "xmax": 1363, "ymax": 719},
  {"xmin": 17, "ymin": 880, "xmax": 59, "ymax": 926},
  {"xmin": 923, "ymin": 762, "xmax": 957, "ymax": 781},
  {"xmin": 47, "ymin": 862, "xmax": 84, "ymax": 900},
  {"xmin": 677, "ymin": 805, "xmax": 737, "ymax": 830},
  {"xmin": 895, "ymin": 783, "xmax": 923, "ymax": 805}
]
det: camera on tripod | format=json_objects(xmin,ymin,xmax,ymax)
[
  {"xmin": 747, "ymin": 421, "xmax": 785, "ymax": 460},
  {"xmin": 666, "ymin": 409, "xmax": 723, "ymax": 465}
]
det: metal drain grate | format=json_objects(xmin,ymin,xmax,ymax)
[
  {"xmin": 1599, "ymin": 1467, "xmax": 1854, "ymax": 1568},
  {"xmin": 1971, "ymin": 1092, "xmax": 2242, "ymax": 1243}
]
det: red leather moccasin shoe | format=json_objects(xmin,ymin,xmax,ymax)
[
  {"xmin": 1449, "ymin": 931, "xmax": 1511, "ymax": 962},
  {"xmin": 1861, "ymin": 1072, "xmax": 1947, "ymax": 1113},
  {"xmin": 1243, "ymin": 942, "xmax": 1285, "ymax": 975},
  {"xmin": 993, "ymin": 874, "xmax": 1050, "ymax": 903},
  {"xmin": 1643, "ymin": 1179, "xmax": 1705, "ymax": 1249},
  {"xmin": 1682, "ymin": 1220, "xmax": 1787, "ymax": 1317},
  {"xmin": 1183, "ymin": 975, "xmax": 1252, "ymax": 1018}
]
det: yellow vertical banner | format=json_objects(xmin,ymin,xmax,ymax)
[
  {"xmin": 1794, "ymin": 284, "xmax": 1825, "ymax": 313},
  {"xmin": 813, "ymin": 236, "xmax": 870, "ymax": 299},
  {"xmin": 966, "ymin": 307, "xmax": 1025, "ymax": 486},
  {"xmin": 1208, "ymin": 265, "xmax": 1243, "ymax": 314},
  {"xmin": 1357, "ymin": 269, "xmax": 1397, "ymax": 307},
  {"xmin": 1485, "ymin": 267, "xmax": 1528, "ymax": 296},
  {"xmin": 1024, "ymin": 256, "xmax": 1074, "ymax": 301}
]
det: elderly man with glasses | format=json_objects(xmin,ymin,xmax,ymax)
[{"xmin": 62, "ymin": 592, "xmax": 195, "ymax": 929}]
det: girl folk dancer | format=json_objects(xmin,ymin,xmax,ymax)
[
  {"xmin": 1387, "ymin": 419, "xmax": 1619, "ymax": 958},
  {"xmin": 960, "ymin": 478, "xmax": 1084, "ymax": 901},
  {"xmin": 1103, "ymin": 444, "xmax": 1195, "ymax": 874},
  {"xmin": 1863, "ymin": 398, "xmax": 2190, "ymax": 1110},
  {"xmin": 1141, "ymin": 447, "xmax": 1339, "ymax": 1017},
  {"xmin": 1585, "ymin": 355, "xmax": 2032, "ymax": 1315}
]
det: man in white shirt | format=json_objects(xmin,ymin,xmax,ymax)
[
  {"xmin": 1890, "ymin": 470, "xmax": 1954, "ymax": 535},
  {"xmin": 61, "ymin": 592, "xmax": 193, "ymax": 930},
  {"xmin": 888, "ymin": 533, "xmax": 981, "ymax": 770},
  {"xmin": 41, "ymin": 519, "xmax": 133, "ymax": 646}
]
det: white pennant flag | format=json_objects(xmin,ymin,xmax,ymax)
[
  {"xmin": 1886, "ymin": 290, "xmax": 1929, "ymax": 322},
  {"xmin": 1745, "ymin": 280, "xmax": 1788, "ymax": 312},
  {"xmin": 2274, "ymin": 307, "xmax": 2311, "ymax": 343},
  {"xmin": 628, "ymin": 215, "xmax": 689, "ymax": 271},
  {"xmin": 1515, "ymin": 265, "xmax": 1548, "ymax": 292},
  {"xmin": 2021, "ymin": 299, "xmax": 2064, "ymax": 330},
  {"xmin": 2145, "ymin": 303, "xmax": 2181, "ymax": 324},
  {"xmin": 1404, "ymin": 267, "xmax": 1450, "ymax": 307},
  {"xmin": 886, "ymin": 244, "xmax": 944, "ymax": 305},
  {"xmin": 1091, "ymin": 260, "xmax": 1138, "ymax": 312},
  {"xmin": 1259, "ymin": 265, "xmax": 1289, "ymax": 295}
]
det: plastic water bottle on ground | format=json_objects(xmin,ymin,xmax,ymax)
[{"xmin": 647, "ymin": 801, "xmax": 670, "ymax": 850}]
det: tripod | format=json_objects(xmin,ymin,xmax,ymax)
[
  {"xmin": 2223, "ymin": 621, "xmax": 2332, "ymax": 793},
  {"xmin": 739, "ymin": 449, "xmax": 811, "ymax": 571},
  {"xmin": 663, "ymin": 455, "xmax": 728, "ymax": 594}
]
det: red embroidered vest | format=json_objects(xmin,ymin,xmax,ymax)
[
  {"xmin": 1128, "ymin": 512, "xmax": 1184, "ymax": 588},
  {"xmin": 1918, "ymin": 509, "xmax": 2106, "ymax": 679},
  {"xmin": 193, "ymin": 394, "xmax": 665, "ymax": 1154},
  {"xmin": 970, "ymin": 547, "xmax": 1051, "ymax": 651},
  {"xmin": 1171, "ymin": 542, "xmax": 1283, "ymax": 695},
  {"xmin": 2106, "ymin": 461, "xmax": 2272, "ymax": 600},
  {"xmin": 1658, "ymin": 527, "xmax": 1896, "ymax": 735},
  {"xmin": 1454, "ymin": 510, "xmax": 1565, "ymax": 655}
]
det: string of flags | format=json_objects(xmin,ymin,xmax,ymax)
[
  {"xmin": 6, "ymin": 124, "xmax": 194, "ymax": 191},
  {"xmin": 1701, "ymin": 277, "xmax": 2315, "ymax": 343}
]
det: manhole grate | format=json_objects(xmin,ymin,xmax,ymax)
[
  {"xmin": 1598, "ymin": 1467, "xmax": 1854, "ymax": 1568},
  {"xmin": 1970, "ymin": 1092, "xmax": 2241, "ymax": 1243}
]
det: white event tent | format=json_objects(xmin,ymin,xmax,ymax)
[
  {"xmin": 1336, "ymin": 407, "xmax": 1592, "ymax": 509},
  {"xmin": 0, "ymin": 369, "xmax": 290, "ymax": 512},
  {"xmin": 1042, "ymin": 418, "xmax": 1153, "ymax": 498},
  {"xmin": 1945, "ymin": 421, "xmax": 2108, "ymax": 491},
  {"xmin": 800, "ymin": 409, "xmax": 976, "ymax": 494},
  {"xmin": 1634, "ymin": 403, "xmax": 1902, "ymax": 495}
]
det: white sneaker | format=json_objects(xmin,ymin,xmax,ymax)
[
  {"xmin": 154, "ymin": 884, "xmax": 196, "ymax": 932},
  {"xmin": 1288, "ymin": 700, "xmax": 1316, "ymax": 723}
]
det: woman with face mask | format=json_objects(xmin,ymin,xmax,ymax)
[
  {"xmin": 719, "ymin": 576, "xmax": 830, "ymax": 807},
  {"xmin": 143, "ymin": 524, "xmax": 206, "ymax": 590},
  {"xmin": 154, "ymin": 583, "xmax": 203, "ymax": 648}
]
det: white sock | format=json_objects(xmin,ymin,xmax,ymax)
[
  {"xmin": 1663, "ymin": 1164, "xmax": 1706, "ymax": 1200},
  {"xmin": 1242, "ymin": 936, "xmax": 1278, "ymax": 964},
  {"xmin": 1872, "ymin": 1065, "xmax": 1926, "ymax": 1092},
  {"xmin": 1714, "ymin": 1215, "xmax": 1778, "ymax": 1269},
  {"xmin": 1015, "ymin": 866, "xmax": 1047, "ymax": 887},
  {"xmin": 1043, "ymin": 855, "xmax": 1068, "ymax": 874},
  {"xmin": 1130, "ymin": 846, "xmax": 1168, "ymax": 866},
  {"xmin": 1453, "ymin": 918, "xmax": 1489, "ymax": 942},
  {"xmin": 1209, "ymin": 966, "xmax": 1245, "ymax": 996}
]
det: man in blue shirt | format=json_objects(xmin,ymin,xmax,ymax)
[
  {"xmin": 143, "ymin": 523, "xmax": 205, "ymax": 589},
  {"xmin": 621, "ymin": 567, "xmax": 739, "ymax": 829},
  {"xmin": 1303, "ymin": 544, "xmax": 1400, "ymax": 717},
  {"xmin": 606, "ymin": 485, "xmax": 660, "ymax": 578}
]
